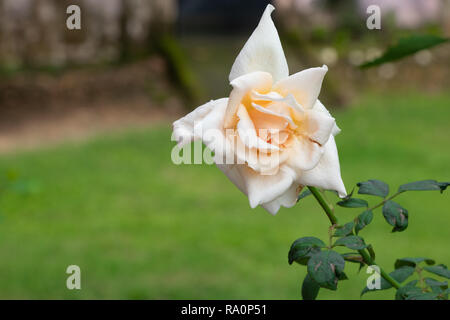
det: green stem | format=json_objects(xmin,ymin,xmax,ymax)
[
  {"xmin": 368, "ymin": 191, "xmax": 404, "ymax": 211},
  {"xmin": 308, "ymin": 186, "xmax": 401, "ymax": 290},
  {"xmin": 308, "ymin": 186, "xmax": 338, "ymax": 225},
  {"xmin": 358, "ymin": 248, "xmax": 401, "ymax": 289}
]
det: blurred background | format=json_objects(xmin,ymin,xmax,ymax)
[{"xmin": 0, "ymin": 0, "xmax": 448, "ymax": 299}]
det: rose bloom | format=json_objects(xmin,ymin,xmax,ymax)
[{"xmin": 172, "ymin": 4, "xmax": 346, "ymax": 214}]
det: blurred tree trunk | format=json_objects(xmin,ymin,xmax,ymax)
[{"xmin": 119, "ymin": 0, "xmax": 132, "ymax": 62}]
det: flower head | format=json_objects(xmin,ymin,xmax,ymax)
[{"xmin": 172, "ymin": 4, "xmax": 346, "ymax": 214}]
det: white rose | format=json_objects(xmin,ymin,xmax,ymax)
[{"xmin": 172, "ymin": 4, "xmax": 346, "ymax": 214}]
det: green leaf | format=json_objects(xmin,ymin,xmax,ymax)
[
  {"xmin": 362, "ymin": 266, "xmax": 415, "ymax": 296},
  {"xmin": 307, "ymin": 250, "xmax": 345, "ymax": 290},
  {"xmin": 341, "ymin": 253, "xmax": 364, "ymax": 263},
  {"xmin": 360, "ymin": 35, "xmax": 450, "ymax": 69},
  {"xmin": 396, "ymin": 280, "xmax": 440, "ymax": 300},
  {"xmin": 333, "ymin": 222, "xmax": 354, "ymax": 237},
  {"xmin": 334, "ymin": 235, "xmax": 367, "ymax": 250},
  {"xmin": 337, "ymin": 198, "xmax": 368, "ymax": 208},
  {"xmin": 395, "ymin": 257, "xmax": 435, "ymax": 269},
  {"xmin": 382, "ymin": 200, "xmax": 409, "ymax": 232},
  {"xmin": 301, "ymin": 273, "xmax": 320, "ymax": 300},
  {"xmin": 424, "ymin": 264, "xmax": 450, "ymax": 279},
  {"xmin": 355, "ymin": 210, "xmax": 373, "ymax": 234},
  {"xmin": 424, "ymin": 278, "xmax": 448, "ymax": 293},
  {"xmin": 357, "ymin": 179, "xmax": 389, "ymax": 198},
  {"xmin": 341, "ymin": 253, "xmax": 364, "ymax": 271},
  {"xmin": 297, "ymin": 189, "xmax": 312, "ymax": 201},
  {"xmin": 395, "ymin": 280, "xmax": 419, "ymax": 300},
  {"xmin": 404, "ymin": 291, "xmax": 440, "ymax": 300},
  {"xmin": 288, "ymin": 237, "xmax": 326, "ymax": 265},
  {"xmin": 398, "ymin": 180, "xmax": 450, "ymax": 193}
]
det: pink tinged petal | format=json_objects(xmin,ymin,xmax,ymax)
[
  {"xmin": 252, "ymin": 91, "xmax": 305, "ymax": 115},
  {"xmin": 296, "ymin": 135, "xmax": 347, "ymax": 198},
  {"xmin": 251, "ymin": 102, "xmax": 297, "ymax": 128},
  {"xmin": 247, "ymin": 105, "xmax": 288, "ymax": 132},
  {"xmin": 302, "ymin": 109, "xmax": 336, "ymax": 146},
  {"xmin": 251, "ymin": 90, "xmax": 283, "ymax": 101},
  {"xmin": 313, "ymin": 100, "xmax": 341, "ymax": 136},
  {"xmin": 236, "ymin": 105, "xmax": 279, "ymax": 152},
  {"xmin": 271, "ymin": 130, "xmax": 289, "ymax": 145},
  {"xmin": 224, "ymin": 71, "xmax": 273, "ymax": 129},
  {"xmin": 286, "ymin": 136, "xmax": 324, "ymax": 171},
  {"xmin": 274, "ymin": 65, "xmax": 328, "ymax": 109},
  {"xmin": 172, "ymin": 98, "xmax": 228, "ymax": 147},
  {"xmin": 232, "ymin": 134, "xmax": 288, "ymax": 175},
  {"xmin": 229, "ymin": 4, "xmax": 289, "ymax": 83}
]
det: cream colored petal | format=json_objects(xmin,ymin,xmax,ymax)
[
  {"xmin": 241, "ymin": 165, "xmax": 296, "ymax": 209},
  {"xmin": 232, "ymin": 133, "xmax": 287, "ymax": 175},
  {"xmin": 252, "ymin": 91, "xmax": 305, "ymax": 115},
  {"xmin": 236, "ymin": 105, "xmax": 279, "ymax": 152},
  {"xmin": 286, "ymin": 135, "xmax": 323, "ymax": 172},
  {"xmin": 251, "ymin": 90, "xmax": 283, "ymax": 101},
  {"xmin": 229, "ymin": 4, "xmax": 289, "ymax": 83},
  {"xmin": 274, "ymin": 65, "xmax": 328, "ymax": 109},
  {"xmin": 296, "ymin": 135, "xmax": 347, "ymax": 197},
  {"xmin": 261, "ymin": 182, "xmax": 300, "ymax": 215},
  {"xmin": 247, "ymin": 104, "xmax": 288, "ymax": 132},
  {"xmin": 313, "ymin": 100, "xmax": 341, "ymax": 136},
  {"xmin": 216, "ymin": 163, "xmax": 248, "ymax": 195},
  {"xmin": 172, "ymin": 98, "xmax": 228, "ymax": 147},
  {"xmin": 302, "ymin": 109, "xmax": 336, "ymax": 146},
  {"xmin": 224, "ymin": 71, "xmax": 273, "ymax": 129},
  {"xmin": 217, "ymin": 161, "xmax": 298, "ymax": 215},
  {"xmin": 251, "ymin": 102, "xmax": 297, "ymax": 128}
]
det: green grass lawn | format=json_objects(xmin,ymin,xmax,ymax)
[{"xmin": 0, "ymin": 91, "xmax": 449, "ymax": 299}]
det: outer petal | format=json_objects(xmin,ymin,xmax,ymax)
[
  {"xmin": 261, "ymin": 182, "xmax": 300, "ymax": 215},
  {"xmin": 286, "ymin": 136, "xmax": 323, "ymax": 172},
  {"xmin": 296, "ymin": 135, "xmax": 347, "ymax": 197},
  {"xmin": 224, "ymin": 71, "xmax": 273, "ymax": 129},
  {"xmin": 274, "ymin": 65, "xmax": 328, "ymax": 109},
  {"xmin": 216, "ymin": 164, "xmax": 297, "ymax": 214},
  {"xmin": 172, "ymin": 98, "xmax": 228, "ymax": 149},
  {"xmin": 229, "ymin": 4, "xmax": 289, "ymax": 83},
  {"xmin": 302, "ymin": 109, "xmax": 336, "ymax": 146},
  {"xmin": 313, "ymin": 100, "xmax": 341, "ymax": 136}
]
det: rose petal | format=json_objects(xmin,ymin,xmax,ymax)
[
  {"xmin": 252, "ymin": 91, "xmax": 304, "ymax": 115},
  {"xmin": 236, "ymin": 104, "xmax": 280, "ymax": 152},
  {"xmin": 229, "ymin": 4, "xmax": 289, "ymax": 83},
  {"xmin": 172, "ymin": 98, "xmax": 228, "ymax": 148},
  {"xmin": 286, "ymin": 135, "xmax": 323, "ymax": 171},
  {"xmin": 313, "ymin": 100, "xmax": 341, "ymax": 136},
  {"xmin": 302, "ymin": 109, "xmax": 336, "ymax": 146},
  {"xmin": 251, "ymin": 102, "xmax": 297, "ymax": 129},
  {"xmin": 232, "ymin": 133, "xmax": 288, "ymax": 175},
  {"xmin": 217, "ymin": 164, "xmax": 296, "ymax": 211},
  {"xmin": 274, "ymin": 65, "xmax": 328, "ymax": 109},
  {"xmin": 261, "ymin": 182, "xmax": 300, "ymax": 215},
  {"xmin": 224, "ymin": 71, "xmax": 273, "ymax": 129},
  {"xmin": 297, "ymin": 135, "xmax": 347, "ymax": 197}
]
